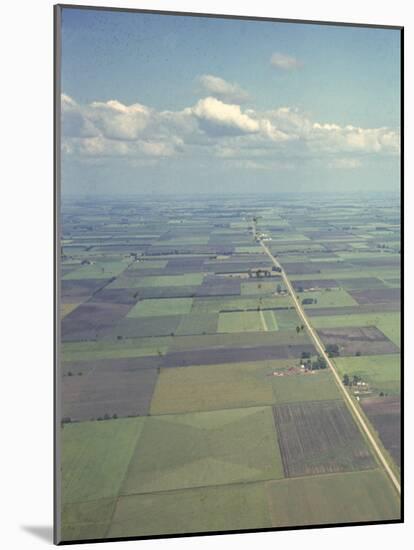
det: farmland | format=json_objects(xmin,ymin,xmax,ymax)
[{"xmin": 59, "ymin": 194, "xmax": 401, "ymax": 541}]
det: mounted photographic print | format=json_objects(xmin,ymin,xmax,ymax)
[{"xmin": 54, "ymin": 4, "xmax": 403, "ymax": 544}]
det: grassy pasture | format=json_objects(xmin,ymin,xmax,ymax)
[
  {"xmin": 127, "ymin": 298, "xmax": 193, "ymax": 318},
  {"xmin": 272, "ymin": 370, "xmax": 341, "ymax": 404},
  {"xmin": 217, "ymin": 311, "xmax": 277, "ymax": 333},
  {"xmin": 266, "ymin": 469, "xmax": 400, "ymax": 527},
  {"xmin": 63, "ymin": 261, "xmax": 128, "ymax": 280},
  {"xmin": 191, "ymin": 295, "xmax": 292, "ymax": 313},
  {"xmin": 240, "ymin": 281, "xmax": 277, "ymax": 295},
  {"xmin": 121, "ymin": 407, "xmax": 284, "ymax": 494},
  {"xmin": 165, "ymin": 330, "xmax": 311, "ymax": 353},
  {"xmin": 273, "ymin": 308, "xmax": 302, "ymax": 330},
  {"xmin": 333, "ymin": 354, "xmax": 400, "ymax": 395},
  {"xmin": 61, "ymin": 498, "xmax": 116, "ymax": 542},
  {"xmin": 235, "ymin": 246, "xmax": 261, "ymax": 253},
  {"xmin": 262, "ymin": 310, "xmax": 279, "ymax": 331},
  {"xmin": 128, "ymin": 259, "xmax": 168, "ymax": 270},
  {"xmin": 111, "ymin": 273, "xmax": 204, "ymax": 288},
  {"xmin": 175, "ymin": 313, "xmax": 218, "ymax": 335},
  {"xmin": 61, "ymin": 418, "xmax": 145, "ymax": 504},
  {"xmin": 298, "ymin": 288, "xmax": 358, "ymax": 308},
  {"xmin": 62, "ymin": 336, "xmax": 171, "ymax": 362},
  {"xmin": 290, "ymin": 269, "xmax": 399, "ymax": 281},
  {"xmin": 150, "ymin": 361, "xmax": 283, "ymax": 414},
  {"xmin": 108, "ymin": 482, "xmax": 271, "ymax": 538},
  {"xmin": 149, "ymin": 362, "xmax": 341, "ymax": 415}
]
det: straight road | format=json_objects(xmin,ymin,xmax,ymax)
[{"xmin": 255, "ymin": 230, "xmax": 401, "ymax": 496}]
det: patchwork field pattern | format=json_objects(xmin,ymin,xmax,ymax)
[{"xmin": 60, "ymin": 196, "xmax": 401, "ymax": 541}]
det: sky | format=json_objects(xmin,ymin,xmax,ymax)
[{"xmin": 60, "ymin": 7, "xmax": 401, "ymax": 196}]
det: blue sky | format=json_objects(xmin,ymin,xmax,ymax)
[{"xmin": 60, "ymin": 7, "xmax": 401, "ymax": 195}]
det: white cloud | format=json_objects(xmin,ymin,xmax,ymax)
[
  {"xmin": 87, "ymin": 99, "xmax": 151, "ymax": 141},
  {"xmin": 188, "ymin": 97, "xmax": 260, "ymax": 136},
  {"xmin": 270, "ymin": 52, "xmax": 302, "ymax": 70},
  {"xmin": 198, "ymin": 74, "xmax": 250, "ymax": 103},
  {"xmin": 61, "ymin": 93, "xmax": 400, "ymax": 170}
]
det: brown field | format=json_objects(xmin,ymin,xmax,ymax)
[
  {"xmin": 349, "ymin": 288, "xmax": 401, "ymax": 305},
  {"xmin": 62, "ymin": 362, "xmax": 159, "ymax": 421},
  {"xmin": 273, "ymin": 400, "xmax": 376, "ymax": 477},
  {"xmin": 317, "ymin": 326, "xmax": 399, "ymax": 356},
  {"xmin": 111, "ymin": 316, "xmax": 183, "ymax": 338},
  {"xmin": 89, "ymin": 288, "xmax": 140, "ymax": 305},
  {"xmin": 62, "ymin": 302, "xmax": 132, "ymax": 341},
  {"xmin": 61, "ymin": 278, "xmax": 111, "ymax": 303},
  {"xmin": 361, "ymin": 396, "xmax": 401, "ymax": 467}
]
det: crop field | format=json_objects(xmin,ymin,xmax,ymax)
[
  {"xmin": 297, "ymin": 289, "xmax": 358, "ymax": 308},
  {"xmin": 108, "ymin": 482, "xmax": 272, "ymax": 538},
  {"xmin": 127, "ymin": 297, "xmax": 193, "ymax": 317},
  {"xmin": 271, "ymin": 370, "xmax": 341, "ymax": 403},
  {"xmin": 120, "ymin": 407, "xmax": 284, "ymax": 494},
  {"xmin": 273, "ymin": 400, "xmax": 376, "ymax": 477},
  {"xmin": 61, "ymin": 418, "xmax": 146, "ymax": 504},
  {"xmin": 217, "ymin": 310, "xmax": 277, "ymax": 332},
  {"xmin": 361, "ymin": 397, "xmax": 401, "ymax": 467},
  {"xmin": 59, "ymin": 195, "xmax": 401, "ymax": 541},
  {"xmin": 317, "ymin": 326, "xmax": 399, "ymax": 356},
  {"xmin": 266, "ymin": 469, "xmax": 400, "ymax": 527},
  {"xmin": 333, "ymin": 354, "xmax": 400, "ymax": 396}
]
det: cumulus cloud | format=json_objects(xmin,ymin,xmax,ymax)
[
  {"xmin": 198, "ymin": 74, "xmax": 250, "ymax": 103},
  {"xmin": 87, "ymin": 100, "xmax": 151, "ymax": 141},
  {"xmin": 61, "ymin": 93, "xmax": 400, "ymax": 170},
  {"xmin": 270, "ymin": 52, "xmax": 302, "ymax": 70},
  {"xmin": 187, "ymin": 97, "xmax": 260, "ymax": 136}
]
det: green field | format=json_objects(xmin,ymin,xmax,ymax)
[
  {"xmin": 62, "ymin": 336, "xmax": 171, "ymax": 362},
  {"xmin": 61, "ymin": 418, "xmax": 145, "ymax": 504},
  {"xmin": 150, "ymin": 362, "xmax": 341, "ymax": 415},
  {"xmin": 109, "ymin": 273, "xmax": 204, "ymax": 288},
  {"xmin": 311, "ymin": 311, "xmax": 400, "ymax": 347},
  {"xmin": 127, "ymin": 298, "xmax": 193, "ymax": 318},
  {"xmin": 192, "ymin": 295, "xmax": 292, "ymax": 313},
  {"xmin": 217, "ymin": 310, "xmax": 276, "ymax": 332},
  {"xmin": 62, "ymin": 261, "xmax": 129, "ymax": 280},
  {"xmin": 120, "ymin": 407, "xmax": 284, "ymax": 494},
  {"xmin": 333, "ymin": 354, "xmax": 400, "ymax": 395},
  {"xmin": 150, "ymin": 361, "xmax": 282, "ymax": 414},
  {"xmin": 175, "ymin": 313, "xmax": 218, "ymax": 335},
  {"xmin": 266, "ymin": 469, "xmax": 400, "ymax": 527},
  {"xmin": 290, "ymin": 269, "xmax": 399, "ymax": 281},
  {"xmin": 262, "ymin": 310, "xmax": 279, "ymax": 331},
  {"xmin": 272, "ymin": 370, "xmax": 341, "ymax": 403},
  {"xmin": 298, "ymin": 288, "xmax": 358, "ymax": 308},
  {"xmin": 61, "ymin": 498, "xmax": 116, "ymax": 542},
  {"xmin": 167, "ymin": 329, "xmax": 311, "ymax": 352},
  {"xmin": 128, "ymin": 259, "xmax": 168, "ymax": 270},
  {"xmin": 240, "ymin": 281, "xmax": 277, "ymax": 295},
  {"xmin": 108, "ymin": 482, "xmax": 271, "ymax": 538}
]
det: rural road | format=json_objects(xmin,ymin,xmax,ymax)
[{"xmin": 253, "ymin": 226, "xmax": 401, "ymax": 496}]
